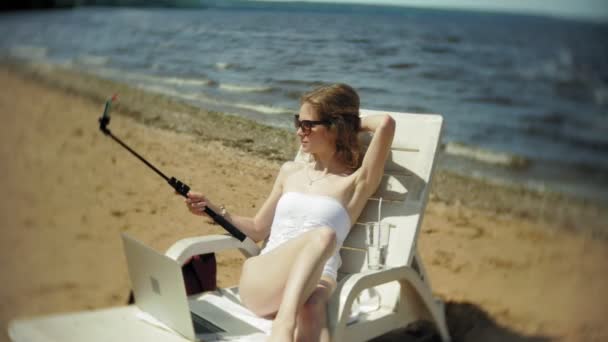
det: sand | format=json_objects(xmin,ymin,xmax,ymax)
[{"xmin": 1, "ymin": 63, "xmax": 607, "ymax": 342}]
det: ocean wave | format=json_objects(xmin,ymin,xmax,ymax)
[
  {"xmin": 136, "ymin": 84, "xmax": 201, "ymax": 102},
  {"xmin": 346, "ymin": 38, "xmax": 371, "ymax": 44},
  {"xmin": 232, "ymin": 102, "xmax": 292, "ymax": 115},
  {"xmin": 523, "ymin": 125, "xmax": 608, "ymax": 152},
  {"xmin": 519, "ymin": 110, "xmax": 608, "ymax": 158},
  {"xmin": 192, "ymin": 93, "xmax": 294, "ymax": 115},
  {"xmin": 95, "ymin": 68, "xmax": 216, "ymax": 88},
  {"xmin": 274, "ymin": 79, "xmax": 325, "ymax": 87},
  {"xmin": 405, "ymin": 105, "xmax": 432, "ymax": 113},
  {"xmin": 445, "ymin": 35, "xmax": 462, "ymax": 44},
  {"xmin": 357, "ymin": 86, "xmax": 388, "ymax": 94},
  {"xmin": 420, "ymin": 45, "xmax": 452, "ymax": 55},
  {"xmin": 370, "ymin": 46, "xmax": 400, "ymax": 57},
  {"xmin": 215, "ymin": 62, "xmax": 233, "ymax": 70},
  {"xmin": 284, "ymin": 90, "xmax": 303, "ymax": 100},
  {"xmin": 192, "ymin": 27, "xmax": 316, "ymax": 43},
  {"xmin": 161, "ymin": 77, "xmax": 216, "ymax": 87},
  {"xmin": 443, "ymin": 142, "xmax": 531, "ymax": 169},
  {"xmin": 219, "ymin": 83, "xmax": 275, "ymax": 93},
  {"xmin": 287, "ymin": 59, "xmax": 314, "ymax": 66},
  {"xmin": 419, "ymin": 68, "xmax": 464, "ymax": 81},
  {"xmin": 536, "ymin": 112, "xmax": 565, "ymax": 125},
  {"xmin": 9, "ymin": 45, "xmax": 48, "ymax": 60},
  {"xmin": 387, "ymin": 63, "xmax": 417, "ymax": 70},
  {"xmin": 554, "ymin": 79, "xmax": 592, "ymax": 103},
  {"xmin": 464, "ymin": 96, "xmax": 516, "ymax": 107},
  {"xmin": 160, "ymin": 91, "xmax": 294, "ymax": 116},
  {"xmin": 421, "ymin": 33, "xmax": 462, "ymax": 44},
  {"xmin": 75, "ymin": 54, "xmax": 110, "ymax": 66},
  {"xmin": 594, "ymin": 87, "xmax": 608, "ymax": 106}
]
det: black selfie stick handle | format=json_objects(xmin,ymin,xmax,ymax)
[
  {"xmin": 100, "ymin": 98, "xmax": 247, "ymax": 242},
  {"xmin": 168, "ymin": 177, "xmax": 190, "ymax": 196},
  {"xmin": 203, "ymin": 207, "xmax": 247, "ymax": 242},
  {"xmin": 168, "ymin": 177, "xmax": 246, "ymax": 242}
]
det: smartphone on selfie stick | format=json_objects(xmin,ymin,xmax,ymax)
[{"xmin": 98, "ymin": 95, "xmax": 247, "ymax": 242}]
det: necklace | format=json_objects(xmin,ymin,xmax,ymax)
[{"xmin": 306, "ymin": 164, "xmax": 329, "ymax": 186}]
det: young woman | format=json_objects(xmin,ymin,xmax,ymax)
[{"xmin": 184, "ymin": 83, "xmax": 395, "ymax": 342}]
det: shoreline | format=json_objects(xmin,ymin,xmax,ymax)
[
  {"xmin": 1, "ymin": 62, "xmax": 607, "ymax": 341},
  {"xmin": 7, "ymin": 53, "xmax": 608, "ymax": 206},
  {"xmin": 5, "ymin": 60, "xmax": 607, "ymax": 238}
]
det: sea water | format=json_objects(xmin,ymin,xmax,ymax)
[{"xmin": 0, "ymin": 4, "xmax": 606, "ymax": 201}]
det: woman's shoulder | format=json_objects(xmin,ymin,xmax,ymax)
[{"xmin": 279, "ymin": 161, "xmax": 306, "ymax": 176}]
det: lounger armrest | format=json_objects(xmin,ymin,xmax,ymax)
[
  {"xmin": 165, "ymin": 235, "xmax": 260, "ymax": 264},
  {"xmin": 328, "ymin": 266, "xmax": 429, "ymax": 332}
]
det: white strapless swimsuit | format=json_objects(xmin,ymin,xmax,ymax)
[{"xmin": 260, "ymin": 192, "xmax": 352, "ymax": 281}]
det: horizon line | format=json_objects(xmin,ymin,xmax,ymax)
[{"xmin": 248, "ymin": 0, "xmax": 608, "ymax": 24}]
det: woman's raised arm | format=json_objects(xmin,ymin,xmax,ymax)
[{"xmin": 354, "ymin": 114, "xmax": 395, "ymax": 197}]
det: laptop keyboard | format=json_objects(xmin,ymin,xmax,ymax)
[{"xmin": 191, "ymin": 312, "xmax": 225, "ymax": 334}]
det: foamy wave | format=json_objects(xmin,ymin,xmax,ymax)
[
  {"xmin": 9, "ymin": 45, "xmax": 48, "ymax": 60},
  {"xmin": 133, "ymin": 73, "xmax": 212, "ymax": 87},
  {"xmin": 136, "ymin": 84, "xmax": 200, "ymax": 102},
  {"xmin": 219, "ymin": 83, "xmax": 274, "ymax": 93},
  {"xmin": 215, "ymin": 62, "xmax": 233, "ymax": 70},
  {"xmin": 96, "ymin": 69, "xmax": 215, "ymax": 88},
  {"xmin": 444, "ymin": 142, "xmax": 530, "ymax": 169},
  {"xmin": 131, "ymin": 85, "xmax": 291, "ymax": 116},
  {"xmin": 161, "ymin": 77, "xmax": 215, "ymax": 87},
  {"xmin": 135, "ymin": 80, "xmax": 294, "ymax": 115},
  {"xmin": 196, "ymin": 94, "xmax": 293, "ymax": 115},
  {"xmin": 232, "ymin": 102, "xmax": 292, "ymax": 115}
]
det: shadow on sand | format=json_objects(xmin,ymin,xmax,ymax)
[{"xmin": 371, "ymin": 301, "xmax": 552, "ymax": 342}]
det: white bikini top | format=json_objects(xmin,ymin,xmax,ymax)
[{"xmin": 262, "ymin": 192, "xmax": 352, "ymax": 253}]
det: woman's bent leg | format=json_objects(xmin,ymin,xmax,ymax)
[
  {"xmin": 269, "ymin": 228, "xmax": 337, "ymax": 342},
  {"xmin": 239, "ymin": 227, "xmax": 337, "ymax": 318},
  {"xmin": 295, "ymin": 278, "xmax": 334, "ymax": 342}
]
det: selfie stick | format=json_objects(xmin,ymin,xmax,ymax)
[{"xmin": 98, "ymin": 95, "xmax": 247, "ymax": 242}]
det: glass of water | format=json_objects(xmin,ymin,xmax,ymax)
[{"xmin": 365, "ymin": 221, "xmax": 389, "ymax": 270}]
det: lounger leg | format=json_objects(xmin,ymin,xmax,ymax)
[{"xmin": 400, "ymin": 280, "xmax": 450, "ymax": 342}]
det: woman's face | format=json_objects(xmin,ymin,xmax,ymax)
[{"xmin": 296, "ymin": 102, "xmax": 336, "ymax": 155}]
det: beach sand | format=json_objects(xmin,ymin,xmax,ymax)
[{"xmin": 1, "ymin": 63, "xmax": 607, "ymax": 341}]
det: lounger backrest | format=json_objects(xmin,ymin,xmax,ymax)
[{"xmin": 296, "ymin": 110, "xmax": 443, "ymax": 307}]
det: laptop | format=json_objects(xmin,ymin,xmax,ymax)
[{"xmin": 121, "ymin": 233, "xmax": 262, "ymax": 341}]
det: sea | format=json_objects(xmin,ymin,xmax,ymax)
[{"xmin": 1, "ymin": 3, "xmax": 607, "ymax": 202}]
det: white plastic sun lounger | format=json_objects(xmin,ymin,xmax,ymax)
[{"xmin": 8, "ymin": 110, "xmax": 450, "ymax": 341}]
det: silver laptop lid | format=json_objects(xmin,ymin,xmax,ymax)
[{"xmin": 121, "ymin": 233, "xmax": 196, "ymax": 340}]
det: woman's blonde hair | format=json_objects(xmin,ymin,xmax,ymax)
[{"xmin": 301, "ymin": 83, "xmax": 362, "ymax": 171}]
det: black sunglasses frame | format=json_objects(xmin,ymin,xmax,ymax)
[{"xmin": 294, "ymin": 115, "xmax": 331, "ymax": 135}]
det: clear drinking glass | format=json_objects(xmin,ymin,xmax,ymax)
[{"xmin": 365, "ymin": 221, "xmax": 389, "ymax": 270}]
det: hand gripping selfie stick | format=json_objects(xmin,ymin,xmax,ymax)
[{"xmin": 98, "ymin": 95, "xmax": 247, "ymax": 242}]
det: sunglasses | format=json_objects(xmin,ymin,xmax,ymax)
[{"xmin": 293, "ymin": 115, "xmax": 331, "ymax": 135}]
